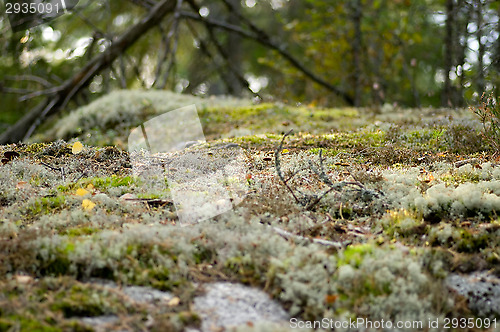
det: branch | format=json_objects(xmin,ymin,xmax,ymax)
[
  {"xmin": 275, "ymin": 129, "xmax": 300, "ymax": 204},
  {"xmin": 306, "ymin": 149, "xmax": 382, "ymax": 210},
  {"xmin": 185, "ymin": 0, "xmax": 259, "ymax": 98},
  {"xmin": 0, "ymin": 0, "xmax": 177, "ymax": 144},
  {"xmin": 153, "ymin": 0, "xmax": 183, "ymax": 88},
  {"xmin": 179, "ymin": 11, "xmax": 354, "ymax": 105},
  {"xmin": 4, "ymin": 75, "xmax": 53, "ymax": 88},
  {"xmin": 271, "ymin": 225, "xmax": 346, "ymax": 250},
  {"xmin": 185, "ymin": 21, "xmax": 235, "ymax": 93}
]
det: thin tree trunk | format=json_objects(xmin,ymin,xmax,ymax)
[
  {"xmin": 224, "ymin": 0, "xmax": 243, "ymax": 96},
  {"xmin": 454, "ymin": 0, "xmax": 469, "ymax": 106},
  {"xmin": 495, "ymin": 4, "xmax": 500, "ymax": 96},
  {"xmin": 351, "ymin": 0, "xmax": 363, "ymax": 106},
  {"xmin": 476, "ymin": 0, "xmax": 485, "ymax": 95},
  {"xmin": 443, "ymin": 0, "xmax": 455, "ymax": 107}
]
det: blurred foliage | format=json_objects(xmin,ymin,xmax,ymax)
[{"xmin": 1, "ymin": 0, "xmax": 500, "ymax": 132}]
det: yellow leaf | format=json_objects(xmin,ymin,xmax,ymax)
[
  {"xmin": 82, "ymin": 199, "xmax": 96, "ymax": 211},
  {"xmin": 76, "ymin": 188, "xmax": 89, "ymax": 196},
  {"xmin": 72, "ymin": 141, "xmax": 83, "ymax": 154},
  {"xmin": 167, "ymin": 297, "xmax": 180, "ymax": 307},
  {"xmin": 282, "ymin": 149, "xmax": 289, "ymax": 154},
  {"xmin": 86, "ymin": 183, "xmax": 94, "ymax": 190}
]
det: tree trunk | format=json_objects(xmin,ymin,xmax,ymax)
[
  {"xmin": 476, "ymin": 0, "xmax": 485, "ymax": 95},
  {"xmin": 443, "ymin": 0, "xmax": 455, "ymax": 107},
  {"xmin": 454, "ymin": 0, "xmax": 469, "ymax": 107},
  {"xmin": 495, "ymin": 4, "xmax": 500, "ymax": 96},
  {"xmin": 223, "ymin": 0, "xmax": 243, "ymax": 96},
  {"xmin": 0, "ymin": 0, "xmax": 177, "ymax": 144},
  {"xmin": 351, "ymin": 0, "xmax": 363, "ymax": 107}
]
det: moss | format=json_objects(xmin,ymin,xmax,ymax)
[
  {"xmin": 382, "ymin": 209, "xmax": 428, "ymax": 239},
  {"xmin": 337, "ymin": 243, "xmax": 374, "ymax": 268},
  {"xmin": 38, "ymin": 254, "xmax": 72, "ymax": 276},
  {"xmin": 440, "ymin": 169, "xmax": 483, "ymax": 186},
  {"xmin": 234, "ymin": 135, "xmax": 268, "ymax": 145},
  {"xmin": 26, "ymin": 195, "xmax": 67, "ymax": 218},
  {"xmin": 61, "ymin": 227, "xmax": 101, "ymax": 237},
  {"xmin": 0, "ymin": 316, "xmax": 62, "ymax": 332},
  {"xmin": 57, "ymin": 175, "xmax": 138, "ymax": 194},
  {"xmin": 50, "ymin": 284, "xmax": 116, "ymax": 318},
  {"xmin": 1, "ymin": 102, "xmax": 498, "ymax": 329},
  {"xmin": 455, "ymin": 229, "xmax": 489, "ymax": 253},
  {"xmin": 92, "ymin": 175, "xmax": 136, "ymax": 189},
  {"xmin": 225, "ymin": 255, "xmax": 264, "ymax": 285},
  {"xmin": 20, "ymin": 142, "xmax": 51, "ymax": 155}
]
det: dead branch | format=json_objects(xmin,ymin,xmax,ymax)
[
  {"xmin": 179, "ymin": 11, "xmax": 354, "ymax": 105},
  {"xmin": 454, "ymin": 158, "xmax": 479, "ymax": 168},
  {"xmin": 274, "ymin": 132, "xmax": 382, "ymax": 211},
  {"xmin": 184, "ymin": 0, "xmax": 259, "ymax": 97},
  {"xmin": 275, "ymin": 129, "xmax": 300, "ymax": 204},
  {"xmin": 271, "ymin": 225, "xmax": 347, "ymax": 250},
  {"xmin": 185, "ymin": 21, "xmax": 236, "ymax": 93},
  {"xmin": 4, "ymin": 75, "xmax": 53, "ymax": 88},
  {"xmin": 0, "ymin": 0, "xmax": 177, "ymax": 145},
  {"xmin": 306, "ymin": 149, "xmax": 382, "ymax": 210}
]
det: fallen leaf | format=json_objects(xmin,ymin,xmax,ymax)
[
  {"xmin": 15, "ymin": 275, "xmax": 33, "ymax": 284},
  {"xmin": 325, "ymin": 294, "xmax": 338, "ymax": 304},
  {"xmin": 167, "ymin": 296, "xmax": 180, "ymax": 307},
  {"xmin": 82, "ymin": 199, "xmax": 96, "ymax": 211},
  {"xmin": 119, "ymin": 193, "xmax": 138, "ymax": 201},
  {"xmin": 72, "ymin": 141, "xmax": 84, "ymax": 154},
  {"xmin": 282, "ymin": 149, "xmax": 289, "ymax": 154},
  {"xmin": 76, "ymin": 188, "xmax": 90, "ymax": 196},
  {"xmin": 16, "ymin": 181, "xmax": 28, "ymax": 189},
  {"xmin": 86, "ymin": 183, "xmax": 95, "ymax": 190}
]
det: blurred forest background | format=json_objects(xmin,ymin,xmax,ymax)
[{"xmin": 1, "ymin": 0, "xmax": 500, "ymax": 143}]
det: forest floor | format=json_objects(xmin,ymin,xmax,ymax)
[{"xmin": 0, "ymin": 91, "xmax": 499, "ymax": 331}]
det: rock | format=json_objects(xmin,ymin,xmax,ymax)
[
  {"xmin": 192, "ymin": 282, "xmax": 289, "ymax": 331},
  {"xmin": 121, "ymin": 285, "xmax": 174, "ymax": 304},
  {"xmin": 446, "ymin": 271, "xmax": 500, "ymax": 318}
]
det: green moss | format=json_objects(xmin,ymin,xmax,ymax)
[
  {"xmin": 382, "ymin": 209, "xmax": 427, "ymax": 239},
  {"xmin": 61, "ymin": 227, "xmax": 101, "ymax": 237},
  {"xmin": 192, "ymin": 245, "xmax": 214, "ymax": 265},
  {"xmin": 20, "ymin": 142, "xmax": 51, "ymax": 155},
  {"xmin": 147, "ymin": 266, "xmax": 180, "ymax": 291},
  {"xmin": 57, "ymin": 175, "xmax": 139, "ymax": 194},
  {"xmin": 27, "ymin": 195, "xmax": 67, "ymax": 218},
  {"xmin": 39, "ymin": 255, "xmax": 72, "ymax": 276},
  {"xmin": 50, "ymin": 284, "xmax": 122, "ymax": 318},
  {"xmin": 455, "ymin": 229, "xmax": 489, "ymax": 253},
  {"xmin": 440, "ymin": 170, "xmax": 482, "ymax": 185},
  {"xmin": 308, "ymin": 107, "xmax": 358, "ymax": 121},
  {"xmin": 225, "ymin": 255, "xmax": 265, "ymax": 285},
  {"xmin": 92, "ymin": 175, "xmax": 136, "ymax": 189},
  {"xmin": 137, "ymin": 193, "xmax": 162, "ymax": 199},
  {"xmin": 0, "ymin": 316, "xmax": 61, "ymax": 332},
  {"xmin": 234, "ymin": 135, "xmax": 268, "ymax": 145},
  {"xmin": 337, "ymin": 243, "xmax": 374, "ymax": 268},
  {"xmin": 176, "ymin": 311, "xmax": 200, "ymax": 325}
]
